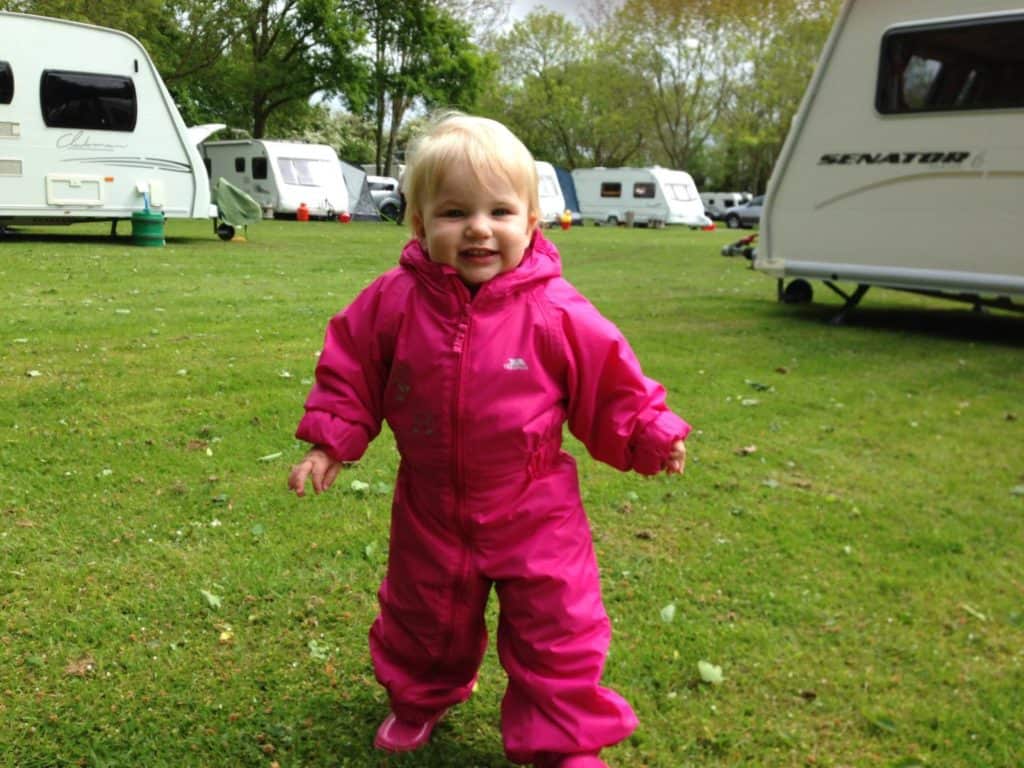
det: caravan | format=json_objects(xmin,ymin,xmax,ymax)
[
  {"xmin": 536, "ymin": 161, "xmax": 567, "ymax": 226},
  {"xmin": 200, "ymin": 140, "xmax": 348, "ymax": 219},
  {"xmin": 0, "ymin": 12, "xmax": 212, "ymax": 227},
  {"xmin": 572, "ymin": 167, "xmax": 710, "ymax": 227},
  {"xmin": 757, "ymin": 0, "xmax": 1024, "ymax": 316}
]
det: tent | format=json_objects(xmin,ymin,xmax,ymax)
[
  {"xmin": 555, "ymin": 165, "xmax": 583, "ymax": 224},
  {"xmin": 340, "ymin": 159, "xmax": 381, "ymax": 220}
]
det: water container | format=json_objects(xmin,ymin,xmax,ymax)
[{"xmin": 131, "ymin": 210, "xmax": 165, "ymax": 247}]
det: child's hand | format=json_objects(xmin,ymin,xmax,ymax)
[
  {"xmin": 288, "ymin": 448, "xmax": 342, "ymax": 497},
  {"xmin": 664, "ymin": 440, "xmax": 687, "ymax": 475}
]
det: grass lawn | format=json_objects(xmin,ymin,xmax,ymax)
[{"xmin": 1, "ymin": 219, "xmax": 1021, "ymax": 767}]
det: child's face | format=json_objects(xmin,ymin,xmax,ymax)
[{"xmin": 412, "ymin": 159, "xmax": 538, "ymax": 288}]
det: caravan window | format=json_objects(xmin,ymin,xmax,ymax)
[
  {"xmin": 538, "ymin": 177, "xmax": 559, "ymax": 196},
  {"xmin": 0, "ymin": 62, "xmax": 12, "ymax": 104},
  {"xmin": 277, "ymin": 157, "xmax": 331, "ymax": 187},
  {"xmin": 665, "ymin": 182, "xmax": 697, "ymax": 202},
  {"xmin": 633, "ymin": 182, "xmax": 656, "ymax": 198},
  {"xmin": 40, "ymin": 70, "xmax": 136, "ymax": 131},
  {"xmin": 600, "ymin": 182, "xmax": 621, "ymax": 198},
  {"xmin": 253, "ymin": 157, "xmax": 268, "ymax": 180},
  {"xmin": 878, "ymin": 16, "xmax": 1024, "ymax": 113},
  {"xmin": 235, "ymin": 157, "xmax": 246, "ymax": 173}
]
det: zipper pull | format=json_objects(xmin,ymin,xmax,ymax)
[{"xmin": 453, "ymin": 317, "xmax": 468, "ymax": 352}]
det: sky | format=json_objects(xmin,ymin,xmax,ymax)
[{"xmin": 508, "ymin": 0, "xmax": 588, "ymax": 23}]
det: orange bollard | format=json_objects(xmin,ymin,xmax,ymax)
[{"xmin": 296, "ymin": 202, "xmax": 310, "ymax": 221}]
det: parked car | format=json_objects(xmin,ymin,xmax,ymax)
[
  {"xmin": 700, "ymin": 191, "xmax": 747, "ymax": 221},
  {"xmin": 367, "ymin": 175, "xmax": 402, "ymax": 220},
  {"xmin": 724, "ymin": 195, "xmax": 764, "ymax": 229}
]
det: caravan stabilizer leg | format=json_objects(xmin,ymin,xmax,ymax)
[{"xmin": 824, "ymin": 282, "xmax": 869, "ymax": 325}]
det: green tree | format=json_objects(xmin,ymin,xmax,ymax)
[
  {"xmin": 357, "ymin": 0, "xmax": 489, "ymax": 175},
  {"xmin": 481, "ymin": 10, "xmax": 649, "ymax": 168},
  {"xmin": 186, "ymin": 0, "xmax": 367, "ymax": 138},
  {"xmin": 610, "ymin": 0, "xmax": 744, "ymax": 178},
  {"xmin": 709, "ymin": 0, "xmax": 839, "ymax": 192}
]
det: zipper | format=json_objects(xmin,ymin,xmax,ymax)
[{"xmin": 447, "ymin": 294, "xmax": 473, "ymax": 656}]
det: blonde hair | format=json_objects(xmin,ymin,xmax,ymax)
[{"xmin": 402, "ymin": 111, "xmax": 540, "ymax": 231}]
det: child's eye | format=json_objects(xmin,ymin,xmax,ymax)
[
  {"xmin": 492, "ymin": 208, "xmax": 513, "ymax": 217},
  {"xmin": 440, "ymin": 209, "xmax": 464, "ymax": 218}
]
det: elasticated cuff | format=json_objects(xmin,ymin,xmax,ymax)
[{"xmin": 631, "ymin": 411, "xmax": 691, "ymax": 475}]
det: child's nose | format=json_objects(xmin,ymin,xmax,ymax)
[{"xmin": 464, "ymin": 214, "xmax": 491, "ymax": 237}]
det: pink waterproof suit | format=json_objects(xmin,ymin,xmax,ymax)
[{"xmin": 296, "ymin": 231, "xmax": 690, "ymax": 763}]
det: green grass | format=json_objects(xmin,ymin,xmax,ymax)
[{"xmin": 1, "ymin": 219, "xmax": 1021, "ymax": 767}]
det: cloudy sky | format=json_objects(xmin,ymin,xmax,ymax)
[{"xmin": 508, "ymin": 0, "xmax": 588, "ymax": 22}]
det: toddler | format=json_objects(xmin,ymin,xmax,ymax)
[{"xmin": 288, "ymin": 112, "xmax": 690, "ymax": 767}]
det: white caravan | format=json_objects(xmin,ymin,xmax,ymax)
[
  {"xmin": 536, "ymin": 161, "xmax": 567, "ymax": 226},
  {"xmin": 200, "ymin": 140, "xmax": 348, "ymax": 219},
  {"xmin": 757, "ymin": 0, "xmax": 1024, "ymax": 317},
  {"xmin": 0, "ymin": 12, "xmax": 212, "ymax": 227},
  {"xmin": 572, "ymin": 167, "xmax": 710, "ymax": 227}
]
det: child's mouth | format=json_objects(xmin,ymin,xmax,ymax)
[{"xmin": 460, "ymin": 248, "xmax": 497, "ymax": 262}]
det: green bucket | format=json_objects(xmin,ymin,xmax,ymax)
[{"xmin": 131, "ymin": 210, "xmax": 165, "ymax": 247}]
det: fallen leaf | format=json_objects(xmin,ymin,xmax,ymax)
[
  {"xmin": 863, "ymin": 710, "xmax": 898, "ymax": 733},
  {"xmin": 64, "ymin": 655, "xmax": 96, "ymax": 677},
  {"xmin": 698, "ymin": 660, "xmax": 724, "ymax": 685},
  {"xmin": 736, "ymin": 445, "xmax": 757, "ymax": 456},
  {"xmin": 308, "ymin": 639, "xmax": 330, "ymax": 660},
  {"xmin": 660, "ymin": 603, "xmax": 677, "ymax": 623},
  {"xmin": 200, "ymin": 589, "xmax": 222, "ymax": 610}
]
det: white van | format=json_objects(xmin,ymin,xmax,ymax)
[
  {"xmin": 572, "ymin": 166, "xmax": 710, "ymax": 227},
  {"xmin": 535, "ymin": 161, "xmax": 567, "ymax": 226},
  {"xmin": 700, "ymin": 191, "xmax": 747, "ymax": 220},
  {"xmin": 201, "ymin": 139, "xmax": 348, "ymax": 219},
  {"xmin": 0, "ymin": 12, "xmax": 212, "ymax": 227},
  {"xmin": 758, "ymin": 0, "xmax": 1024, "ymax": 316}
]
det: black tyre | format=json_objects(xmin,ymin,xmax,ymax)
[
  {"xmin": 216, "ymin": 223, "xmax": 235, "ymax": 241},
  {"xmin": 380, "ymin": 202, "xmax": 400, "ymax": 221},
  {"xmin": 782, "ymin": 278, "xmax": 813, "ymax": 304},
  {"xmin": 725, "ymin": 214, "xmax": 741, "ymax": 229}
]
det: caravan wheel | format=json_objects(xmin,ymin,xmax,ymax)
[
  {"xmin": 216, "ymin": 223, "xmax": 235, "ymax": 241},
  {"xmin": 782, "ymin": 279, "xmax": 813, "ymax": 304},
  {"xmin": 380, "ymin": 202, "xmax": 400, "ymax": 221}
]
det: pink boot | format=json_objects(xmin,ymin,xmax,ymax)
[
  {"xmin": 535, "ymin": 752, "xmax": 609, "ymax": 768},
  {"xmin": 373, "ymin": 708, "xmax": 447, "ymax": 752}
]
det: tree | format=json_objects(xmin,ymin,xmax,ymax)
[
  {"xmin": 710, "ymin": 0, "xmax": 839, "ymax": 191},
  {"xmin": 481, "ymin": 10, "xmax": 649, "ymax": 168},
  {"xmin": 182, "ymin": 0, "xmax": 367, "ymax": 137},
  {"xmin": 356, "ymin": 0, "xmax": 489, "ymax": 175},
  {"xmin": 609, "ymin": 0, "xmax": 744, "ymax": 178}
]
